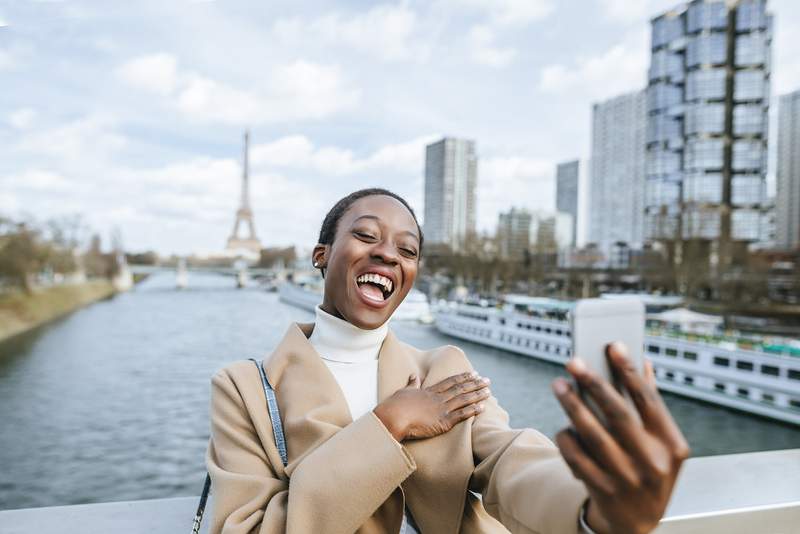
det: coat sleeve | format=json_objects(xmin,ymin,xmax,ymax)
[
  {"xmin": 451, "ymin": 347, "xmax": 588, "ymax": 534},
  {"xmin": 206, "ymin": 368, "xmax": 417, "ymax": 534}
]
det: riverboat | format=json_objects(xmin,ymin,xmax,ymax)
[
  {"xmin": 279, "ymin": 282, "xmax": 435, "ymax": 323},
  {"xmin": 435, "ymin": 295, "xmax": 800, "ymax": 426}
]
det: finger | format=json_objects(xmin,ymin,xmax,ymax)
[
  {"xmin": 555, "ymin": 428, "xmax": 615, "ymax": 495},
  {"xmin": 606, "ymin": 344, "xmax": 687, "ymax": 454},
  {"xmin": 427, "ymin": 371, "xmax": 478, "ymax": 393},
  {"xmin": 442, "ymin": 376, "xmax": 491, "ymax": 400},
  {"xmin": 446, "ymin": 386, "xmax": 491, "ymax": 412},
  {"xmin": 445, "ymin": 402, "xmax": 484, "ymax": 427},
  {"xmin": 552, "ymin": 378, "xmax": 641, "ymax": 487},
  {"xmin": 607, "ymin": 344, "xmax": 691, "ymax": 461},
  {"xmin": 644, "ymin": 359, "xmax": 657, "ymax": 388}
]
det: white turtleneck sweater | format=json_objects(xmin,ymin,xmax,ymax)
[{"xmin": 308, "ymin": 306, "xmax": 419, "ymax": 534}]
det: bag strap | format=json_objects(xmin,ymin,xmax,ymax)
[
  {"xmin": 192, "ymin": 359, "xmax": 288, "ymax": 533},
  {"xmin": 249, "ymin": 358, "xmax": 289, "ymax": 468}
]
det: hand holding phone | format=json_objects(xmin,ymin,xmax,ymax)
[{"xmin": 549, "ymin": 298, "xmax": 690, "ymax": 534}]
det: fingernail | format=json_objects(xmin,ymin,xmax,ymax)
[
  {"xmin": 571, "ymin": 357, "xmax": 587, "ymax": 372},
  {"xmin": 482, "ymin": 377, "xmax": 491, "ymax": 384},
  {"xmin": 553, "ymin": 379, "xmax": 568, "ymax": 395},
  {"xmin": 610, "ymin": 341, "xmax": 628, "ymax": 356},
  {"xmin": 470, "ymin": 371, "xmax": 478, "ymax": 378}
]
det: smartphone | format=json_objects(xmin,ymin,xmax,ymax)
[{"xmin": 570, "ymin": 298, "xmax": 645, "ymax": 425}]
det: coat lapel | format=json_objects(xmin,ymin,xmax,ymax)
[{"xmin": 264, "ymin": 323, "xmax": 473, "ymax": 534}]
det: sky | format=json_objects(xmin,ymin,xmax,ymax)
[{"xmin": 1, "ymin": 0, "xmax": 799, "ymax": 256}]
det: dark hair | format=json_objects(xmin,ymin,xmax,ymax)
[{"xmin": 317, "ymin": 187, "xmax": 424, "ymax": 255}]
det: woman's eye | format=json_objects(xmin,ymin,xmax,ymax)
[
  {"xmin": 401, "ymin": 248, "xmax": 418, "ymax": 257},
  {"xmin": 355, "ymin": 232, "xmax": 376, "ymax": 240}
]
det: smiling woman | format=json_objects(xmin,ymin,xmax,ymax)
[{"xmin": 205, "ymin": 188, "xmax": 689, "ymax": 534}]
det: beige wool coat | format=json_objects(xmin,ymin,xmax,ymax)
[{"xmin": 206, "ymin": 322, "xmax": 589, "ymax": 534}]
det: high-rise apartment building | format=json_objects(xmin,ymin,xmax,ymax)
[
  {"xmin": 556, "ymin": 160, "xmax": 579, "ymax": 247},
  {"xmin": 776, "ymin": 89, "xmax": 800, "ymax": 249},
  {"xmin": 423, "ymin": 138, "xmax": 477, "ymax": 253},
  {"xmin": 645, "ymin": 0, "xmax": 771, "ymax": 263},
  {"xmin": 497, "ymin": 207, "xmax": 533, "ymax": 261},
  {"xmin": 589, "ymin": 90, "xmax": 647, "ymax": 254}
]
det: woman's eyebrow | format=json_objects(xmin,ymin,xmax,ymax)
[{"xmin": 351, "ymin": 214, "xmax": 419, "ymax": 242}]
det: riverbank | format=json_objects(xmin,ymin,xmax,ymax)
[{"xmin": 0, "ymin": 281, "xmax": 116, "ymax": 343}]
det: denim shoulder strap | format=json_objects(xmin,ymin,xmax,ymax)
[{"xmin": 249, "ymin": 358, "xmax": 288, "ymax": 467}]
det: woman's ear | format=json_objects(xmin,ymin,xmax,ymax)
[{"xmin": 312, "ymin": 244, "xmax": 328, "ymax": 275}]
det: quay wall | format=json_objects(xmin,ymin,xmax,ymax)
[{"xmin": 0, "ymin": 281, "xmax": 116, "ymax": 344}]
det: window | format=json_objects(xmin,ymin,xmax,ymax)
[
  {"xmin": 737, "ymin": 387, "xmax": 750, "ymax": 398},
  {"xmin": 788, "ymin": 369, "xmax": 800, "ymax": 381},
  {"xmin": 735, "ymin": 70, "xmax": 766, "ymax": 101},
  {"xmin": 761, "ymin": 365, "xmax": 780, "ymax": 377},
  {"xmin": 761, "ymin": 393, "xmax": 775, "ymax": 404},
  {"xmin": 684, "ymin": 376, "xmax": 695, "ymax": 385},
  {"xmin": 684, "ymin": 173, "xmax": 722, "ymax": 203},
  {"xmin": 665, "ymin": 348, "xmax": 678, "ymax": 357},
  {"xmin": 733, "ymin": 105, "xmax": 765, "ymax": 136},
  {"xmin": 688, "ymin": 1, "xmax": 727, "ymax": 32},
  {"xmin": 714, "ymin": 382, "xmax": 726, "ymax": 392},
  {"xmin": 736, "ymin": 33, "xmax": 767, "ymax": 66},
  {"xmin": 687, "ymin": 33, "xmax": 727, "ymax": 66},
  {"xmin": 732, "ymin": 175, "xmax": 763, "ymax": 206},
  {"xmin": 686, "ymin": 139, "xmax": 724, "ymax": 171},
  {"xmin": 790, "ymin": 399, "xmax": 800, "ymax": 411},
  {"xmin": 647, "ymin": 344, "xmax": 661, "ymax": 354},
  {"xmin": 683, "ymin": 351, "xmax": 698, "ymax": 361},
  {"xmin": 687, "ymin": 68, "xmax": 726, "ymax": 101},
  {"xmin": 733, "ymin": 140, "xmax": 764, "ymax": 171},
  {"xmin": 665, "ymin": 371, "xmax": 675, "ymax": 381},
  {"xmin": 686, "ymin": 104, "xmax": 725, "ymax": 135},
  {"xmin": 736, "ymin": 361, "xmax": 754, "ymax": 371}
]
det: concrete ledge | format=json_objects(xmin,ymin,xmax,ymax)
[{"xmin": 1, "ymin": 449, "xmax": 798, "ymax": 533}]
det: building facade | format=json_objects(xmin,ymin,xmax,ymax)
[
  {"xmin": 776, "ymin": 89, "xmax": 800, "ymax": 249},
  {"xmin": 589, "ymin": 90, "xmax": 647, "ymax": 254},
  {"xmin": 645, "ymin": 0, "xmax": 771, "ymax": 263},
  {"xmin": 556, "ymin": 160, "xmax": 579, "ymax": 247},
  {"xmin": 423, "ymin": 138, "xmax": 478, "ymax": 253},
  {"xmin": 497, "ymin": 208, "xmax": 533, "ymax": 261}
]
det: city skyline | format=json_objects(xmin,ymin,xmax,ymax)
[{"xmin": 2, "ymin": 1, "xmax": 800, "ymax": 255}]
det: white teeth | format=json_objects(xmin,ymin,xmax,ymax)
[{"xmin": 356, "ymin": 273, "xmax": 393, "ymax": 293}]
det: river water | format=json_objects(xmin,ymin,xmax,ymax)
[{"xmin": 1, "ymin": 272, "xmax": 799, "ymax": 511}]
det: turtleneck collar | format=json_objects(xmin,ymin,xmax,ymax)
[{"xmin": 308, "ymin": 305, "xmax": 389, "ymax": 364}]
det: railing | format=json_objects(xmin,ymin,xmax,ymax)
[{"xmin": 1, "ymin": 449, "xmax": 797, "ymax": 533}]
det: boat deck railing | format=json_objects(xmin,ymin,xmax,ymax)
[{"xmin": 2, "ymin": 448, "xmax": 798, "ymax": 533}]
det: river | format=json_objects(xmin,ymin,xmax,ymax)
[{"xmin": 1, "ymin": 272, "xmax": 799, "ymax": 511}]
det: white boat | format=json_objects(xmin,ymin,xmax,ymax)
[
  {"xmin": 435, "ymin": 295, "xmax": 800, "ymax": 426},
  {"xmin": 279, "ymin": 283, "xmax": 434, "ymax": 323},
  {"xmin": 390, "ymin": 289, "xmax": 434, "ymax": 323},
  {"xmin": 175, "ymin": 259, "xmax": 188, "ymax": 290}
]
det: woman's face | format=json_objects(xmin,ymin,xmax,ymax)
[{"xmin": 315, "ymin": 195, "xmax": 420, "ymax": 330}]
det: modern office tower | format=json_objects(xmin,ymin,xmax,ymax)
[
  {"xmin": 589, "ymin": 90, "xmax": 647, "ymax": 254},
  {"xmin": 497, "ymin": 207, "xmax": 533, "ymax": 261},
  {"xmin": 423, "ymin": 137, "xmax": 478, "ymax": 253},
  {"xmin": 776, "ymin": 89, "xmax": 800, "ymax": 249},
  {"xmin": 531, "ymin": 211, "xmax": 574, "ymax": 253},
  {"xmin": 556, "ymin": 160, "xmax": 579, "ymax": 247},
  {"xmin": 645, "ymin": 0, "xmax": 771, "ymax": 265}
]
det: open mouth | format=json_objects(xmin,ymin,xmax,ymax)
[{"xmin": 355, "ymin": 272, "xmax": 395, "ymax": 303}]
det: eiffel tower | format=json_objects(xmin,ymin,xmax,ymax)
[{"xmin": 226, "ymin": 131, "xmax": 262, "ymax": 255}]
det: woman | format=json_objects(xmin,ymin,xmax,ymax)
[{"xmin": 207, "ymin": 188, "xmax": 689, "ymax": 534}]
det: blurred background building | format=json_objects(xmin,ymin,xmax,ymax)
[
  {"xmin": 588, "ymin": 90, "xmax": 647, "ymax": 255},
  {"xmin": 555, "ymin": 160, "xmax": 579, "ymax": 247},
  {"xmin": 644, "ymin": 0, "xmax": 772, "ymax": 267},
  {"xmin": 423, "ymin": 137, "xmax": 478, "ymax": 253},
  {"xmin": 776, "ymin": 89, "xmax": 800, "ymax": 250}
]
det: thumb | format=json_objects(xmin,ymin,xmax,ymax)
[{"xmin": 406, "ymin": 374, "xmax": 421, "ymax": 388}]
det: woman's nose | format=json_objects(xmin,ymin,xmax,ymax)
[{"xmin": 371, "ymin": 241, "xmax": 399, "ymax": 264}]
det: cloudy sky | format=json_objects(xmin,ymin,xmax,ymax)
[{"xmin": 2, "ymin": 0, "xmax": 798, "ymax": 255}]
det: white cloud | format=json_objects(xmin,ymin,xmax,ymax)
[
  {"xmin": 443, "ymin": 0, "xmax": 554, "ymax": 26},
  {"xmin": 117, "ymin": 53, "xmax": 360, "ymax": 125},
  {"xmin": 0, "ymin": 48, "xmax": 13, "ymax": 70},
  {"xmin": 469, "ymin": 25, "xmax": 516, "ymax": 68},
  {"xmin": 4, "ymin": 169, "xmax": 72, "ymax": 192},
  {"xmin": 477, "ymin": 156, "xmax": 555, "ymax": 232},
  {"xmin": 115, "ymin": 53, "xmax": 178, "ymax": 95},
  {"xmin": 251, "ymin": 134, "xmax": 436, "ymax": 176},
  {"xmin": 8, "ymin": 108, "xmax": 36, "ymax": 129},
  {"xmin": 538, "ymin": 31, "xmax": 648, "ymax": 100},
  {"xmin": 597, "ymin": 0, "xmax": 650, "ymax": 23},
  {"xmin": 273, "ymin": 4, "xmax": 421, "ymax": 62}
]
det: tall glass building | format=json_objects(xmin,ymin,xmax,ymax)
[
  {"xmin": 556, "ymin": 160, "xmax": 579, "ymax": 247},
  {"xmin": 776, "ymin": 89, "xmax": 800, "ymax": 250},
  {"xmin": 423, "ymin": 137, "xmax": 477, "ymax": 253},
  {"xmin": 645, "ymin": 0, "xmax": 771, "ymax": 261}
]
